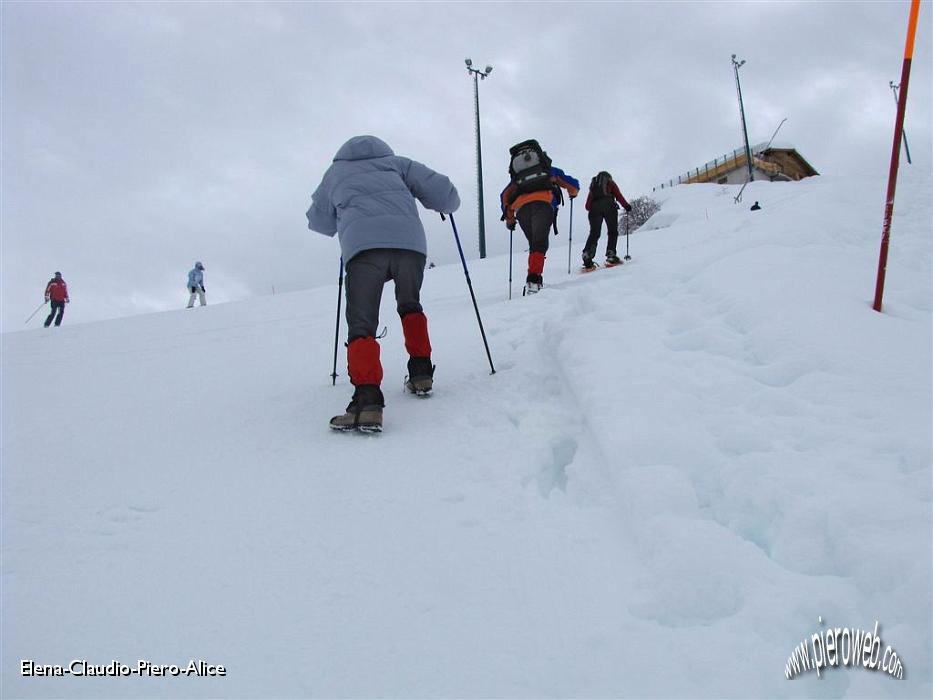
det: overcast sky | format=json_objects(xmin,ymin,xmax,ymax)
[{"xmin": 2, "ymin": 1, "xmax": 930, "ymax": 327}]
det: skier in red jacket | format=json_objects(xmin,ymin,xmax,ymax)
[
  {"xmin": 44, "ymin": 272, "xmax": 69, "ymax": 327},
  {"xmin": 582, "ymin": 171, "xmax": 632, "ymax": 269}
]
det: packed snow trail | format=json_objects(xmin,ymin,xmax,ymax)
[{"xmin": 2, "ymin": 170, "xmax": 930, "ymax": 698}]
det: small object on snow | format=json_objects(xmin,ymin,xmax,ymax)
[{"xmin": 750, "ymin": 201, "xmax": 762, "ymax": 211}]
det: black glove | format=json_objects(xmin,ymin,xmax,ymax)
[
  {"xmin": 200, "ymin": 285, "xmax": 206, "ymax": 293},
  {"xmin": 507, "ymin": 220, "xmax": 516, "ymax": 231},
  {"xmin": 625, "ymin": 204, "xmax": 633, "ymax": 212}
]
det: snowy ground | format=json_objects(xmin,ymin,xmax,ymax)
[{"xmin": 2, "ymin": 167, "xmax": 930, "ymax": 698}]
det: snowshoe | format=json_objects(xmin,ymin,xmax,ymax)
[
  {"xmin": 605, "ymin": 254, "xmax": 623, "ymax": 267},
  {"xmin": 524, "ymin": 282, "xmax": 542, "ymax": 294},
  {"xmin": 523, "ymin": 273, "xmax": 544, "ymax": 295}
]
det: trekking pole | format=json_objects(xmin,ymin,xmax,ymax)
[
  {"xmin": 623, "ymin": 212, "xmax": 632, "ymax": 260},
  {"xmin": 567, "ymin": 196, "xmax": 574, "ymax": 274},
  {"xmin": 331, "ymin": 257, "xmax": 344, "ymax": 385},
  {"xmin": 508, "ymin": 227, "xmax": 514, "ymax": 300},
  {"xmin": 24, "ymin": 300, "xmax": 47, "ymax": 325},
  {"xmin": 443, "ymin": 213, "xmax": 496, "ymax": 375}
]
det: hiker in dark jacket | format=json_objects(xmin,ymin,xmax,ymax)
[
  {"xmin": 44, "ymin": 272, "xmax": 69, "ymax": 327},
  {"xmin": 582, "ymin": 171, "xmax": 632, "ymax": 269},
  {"xmin": 499, "ymin": 143, "xmax": 579, "ymax": 294},
  {"xmin": 307, "ymin": 135, "xmax": 460, "ymax": 433}
]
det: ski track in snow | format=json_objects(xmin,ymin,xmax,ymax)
[{"xmin": 2, "ymin": 170, "xmax": 931, "ymax": 698}]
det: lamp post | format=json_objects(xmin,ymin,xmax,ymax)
[
  {"xmin": 889, "ymin": 81, "xmax": 913, "ymax": 164},
  {"xmin": 465, "ymin": 58, "xmax": 492, "ymax": 258},
  {"xmin": 732, "ymin": 54, "xmax": 754, "ymax": 183}
]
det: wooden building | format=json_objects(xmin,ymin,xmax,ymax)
[{"xmin": 655, "ymin": 143, "xmax": 819, "ymax": 191}]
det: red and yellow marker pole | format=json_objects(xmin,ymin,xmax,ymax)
[{"xmin": 873, "ymin": 0, "xmax": 922, "ymax": 312}]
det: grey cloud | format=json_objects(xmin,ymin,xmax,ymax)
[{"xmin": 2, "ymin": 1, "xmax": 929, "ymax": 326}]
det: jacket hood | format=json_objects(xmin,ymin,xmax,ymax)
[{"xmin": 333, "ymin": 135, "xmax": 395, "ymax": 162}]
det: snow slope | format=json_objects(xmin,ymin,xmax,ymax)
[{"xmin": 2, "ymin": 167, "xmax": 930, "ymax": 698}]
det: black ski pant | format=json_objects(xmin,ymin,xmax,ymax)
[
  {"xmin": 44, "ymin": 301, "xmax": 65, "ymax": 327},
  {"xmin": 345, "ymin": 248, "xmax": 426, "ymax": 343},
  {"xmin": 517, "ymin": 201, "xmax": 554, "ymax": 255},
  {"xmin": 583, "ymin": 201, "xmax": 620, "ymax": 260},
  {"xmin": 517, "ymin": 201, "xmax": 554, "ymax": 283}
]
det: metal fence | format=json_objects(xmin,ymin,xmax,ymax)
[{"xmin": 652, "ymin": 148, "xmax": 750, "ymax": 192}]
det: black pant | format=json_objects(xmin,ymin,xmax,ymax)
[
  {"xmin": 517, "ymin": 201, "xmax": 554, "ymax": 255},
  {"xmin": 583, "ymin": 199, "xmax": 619, "ymax": 259},
  {"xmin": 345, "ymin": 248, "xmax": 425, "ymax": 342},
  {"xmin": 44, "ymin": 301, "xmax": 65, "ymax": 327}
]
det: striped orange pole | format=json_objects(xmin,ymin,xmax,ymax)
[{"xmin": 873, "ymin": 0, "xmax": 922, "ymax": 312}]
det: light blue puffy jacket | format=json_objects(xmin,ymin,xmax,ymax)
[
  {"xmin": 306, "ymin": 136, "xmax": 460, "ymax": 263},
  {"xmin": 187, "ymin": 264, "xmax": 203, "ymax": 289}
]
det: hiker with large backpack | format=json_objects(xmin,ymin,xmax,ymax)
[
  {"xmin": 582, "ymin": 171, "xmax": 632, "ymax": 270},
  {"xmin": 306, "ymin": 135, "xmax": 460, "ymax": 433},
  {"xmin": 499, "ymin": 140, "xmax": 579, "ymax": 294}
]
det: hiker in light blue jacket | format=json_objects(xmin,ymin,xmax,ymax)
[
  {"xmin": 186, "ymin": 261, "xmax": 206, "ymax": 308},
  {"xmin": 307, "ymin": 135, "xmax": 460, "ymax": 433}
]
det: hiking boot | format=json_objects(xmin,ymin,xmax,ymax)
[
  {"xmin": 405, "ymin": 357, "xmax": 434, "ymax": 395},
  {"xmin": 606, "ymin": 253, "xmax": 622, "ymax": 266},
  {"xmin": 525, "ymin": 272, "xmax": 543, "ymax": 294},
  {"xmin": 329, "ymin": 384, "xmax": 384, "ymax": 432},
  {"xmin": 582, "ymin": 252, "xmax": 596, "ymax": 270}
]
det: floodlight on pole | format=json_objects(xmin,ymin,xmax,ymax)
[
  {"xmin": 466, "ymin": 58, "xmax": 493, "ymax": 259},
  {"xmin": 732, "ymin": 54, "xmax": 754, "ymax": 183}
]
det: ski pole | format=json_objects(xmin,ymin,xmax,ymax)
[
  {"xmin": 331, "ymin": 257, "xmax": 344, "ymax": 385},
  {"xmin": 25, "ymin": 300, "xmax": 47, "ymax": 325},
  {"xmin": 624, "ymin": 211, "xmax": 632, "ymax": 260},
  {"xmin": 567, "ymin": 206, "xmax": 572, "ymax": 274},
  {"xmin": 444, "ymin": 212, "xmax": 496, "ymax": 375}
]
